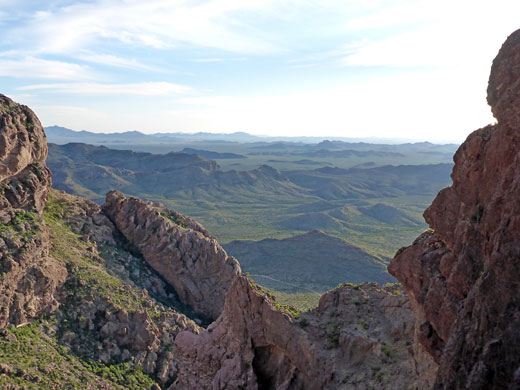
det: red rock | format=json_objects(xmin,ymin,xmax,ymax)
[{"xmin": 389, "ymin": 29, "xmax": 520, "ymax": 389}]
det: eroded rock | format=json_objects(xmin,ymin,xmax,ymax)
[
  {"xmin": 389, "ymin": 29, "xmax": 520, "ymax": 389},
  {"xmin": 174, "ymin": 277, "xmax": 422, "ymax": 390},
  {"xmin": 0, "ymin": 95, "xmax": 66, "ymax": 327},
  {"xmin": 102, "ymin": 191, "xmax": 241, "ymax": 320}
]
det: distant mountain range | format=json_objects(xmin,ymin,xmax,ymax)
[
  {"xmin": 45, "ymin": 125, "xmax": 460, "ymax": 146},
  {"xmin": 47, "ymin": 141, "xmax": 454, "ymax": 259},
  {"xmin": 46, "ymin": 136, "xmax": 455, "ymax": 293}
]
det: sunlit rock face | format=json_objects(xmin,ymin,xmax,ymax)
[{"xmin": 102, "ymin": 190, "xmax": 241, "ymax": 321}]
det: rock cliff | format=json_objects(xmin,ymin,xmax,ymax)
[
  {"xmin": 389, "ymin": 29, "xmax": 520, "ymax": 389},
  {"xmin": 0, "ymin": 95, "xmax": 67, "ymax": 328},
  {"xmin": 0, "ymin": 96, "xmax": 208, "ymax": 388},
  {"xmin": 174, "ymin": 277, "xmax": 422, "ymax": 390},
  {"xmin": 47, "ymin": 190, "xmax": 201, "ymax": 387}
]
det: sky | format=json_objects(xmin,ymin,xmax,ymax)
[{"xmin": 1, "ymin": 0, "xmax": 520, "ymax": 142}]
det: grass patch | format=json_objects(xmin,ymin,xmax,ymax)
[
  {"xmin": 0, "ymin": 319, "xmax": 156, "ymax": 390},
  {"xmin": 0, "ymin": 209, "xmax": 41, "ymax": 246}
]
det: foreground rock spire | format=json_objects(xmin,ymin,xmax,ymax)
[
  {"xmin": 389, "ymin": 29, "xmax": 520, "ymax": 389},
  {"xmin": 0, "ymin": 95, "xmax": 67, "ymax": 327}
]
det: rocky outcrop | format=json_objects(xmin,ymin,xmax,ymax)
[
  {"xmin": 0, "ymin": 95, "xmax": 66, "ymax": 327},
  {"xmin": 47, "ymin": 189, "xmax": 202, "ymax": 387},
  {"xmin": 0, "ymin": 95, "xmax": 51, "ymax": 214},
  {"xmin": 174, "ymin": 277, "xmax": 422, "ymax": 390},
  {"xmin": 102, "ymin": 191, "xmax": 241, "ymax": 321},
  {"xmin": 389, "ymin": 29, "xmax": 520, "ymax": 389}
]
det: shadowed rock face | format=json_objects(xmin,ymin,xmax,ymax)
[
  {"xmin": 173, "ymin": 277, "xmax": 424, "ymax": 390},
  {"xmin": 0, "ymin": 95, "xmax": 66, "ymax": 327},
  {"xmin": 389, "ymin": 29, "xmax": 520, "ymax": 389},
  {"xmin": 102, "ymin": 190, "xmax": 241, "ymax": 321}
]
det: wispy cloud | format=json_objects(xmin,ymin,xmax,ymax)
[
  {"xmin": 73, "ymin": 51, "xmax": 165, "ymax": 72},
  {"xmin": 192, "ymin": 57, "xmax": 246, "ymax": 63},
  {"xmin": 337, "ymin": 0, "xmax": 520, "ymax": 68},
  {"xmin": 288, "ymin": 41, "xmax": 368, "ymax": 67},
  {"xmin": 18, "ymin": 82, "xmax": 192, "ymax": 96},
  {"xmin": 0, "ymin": 56, "xmax": 97, "ymax": 80},
  {"xmin": 6, "ymin": 0, "xmax": 285, "ymax": 55}
]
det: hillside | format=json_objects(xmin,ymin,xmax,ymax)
[
  {"xmin": 48, "ymin": 143, "xmax": 300, "ymax": 203},
  {"xmin": 224, "ymin": 230, "xmax": 394, "ymax": 294},
  {"xmin": 47, "ymin": 142, "xmax": 452, "ymax": 260}
]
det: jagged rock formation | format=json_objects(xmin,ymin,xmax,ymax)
[
  {"xmin": 174, "ymin": 277, "xmax": 422, "ymax": 390},
  {"xmin": 0, "ymin": 95, "xmax": 67, "ymax": 327},
  {"xmin": 48, "ymin": 190, "xmax": 201, "ymax": 387},
  {"xmin": 389, "ymin": 29, "xmax": 520, "ymax": 389},
  {"xmin": 0, "ymin": 96, "xmax": 50, "ymax": 214},
  {"xmin": 0, "ymin": 96, "xmax": 209, "ymax": 388},
  {"xmin": 102, "ymin": 191, "xmax": 241, "ymax": 321}
]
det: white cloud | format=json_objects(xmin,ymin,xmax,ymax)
[
  {"xmin": 0, "ymin": 56, "xmax": 97, "ymax": 80},
  {"xmin": 192, "ymin": 57, "xmax": 246, "ymax": 63},
  {"xmin": 9, "ymin": 0, "xmax": 286, "ymax": 55},
  {"xmin": 18, "ymin": 81, "xmax": 192, "ymax": 96},
  {"xmin": 73, "ymin": 51, "xmax": 165, "ymax": 72},
  {"xmin": 339, "ymin": 0, "xmax": 520, "ymax": 69}
]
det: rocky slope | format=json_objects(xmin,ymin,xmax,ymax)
[
  {"xmin": 0, "ymin": 95, "xmax": 205, "ymax": 388},
  {"xmin": 389, "ymin": 29, "xmax": 520, "ymax": 389},
  {"xmin": 47, "ymin": 190, "xmax": 201, "ymax": 388}
]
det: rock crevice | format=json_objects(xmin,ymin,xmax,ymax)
[{"xmin": 174, "ymin": 277, "xmax": 423, "ymax": 390}]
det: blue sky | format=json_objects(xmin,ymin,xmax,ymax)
[{"xmin": 1, "ymin": 0, "xmax": 520, "ymax": 142}]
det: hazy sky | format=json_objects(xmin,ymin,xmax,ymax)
[{"xmin": 1, "ymin": 1, "xmax": 519, "ymax": 142}]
